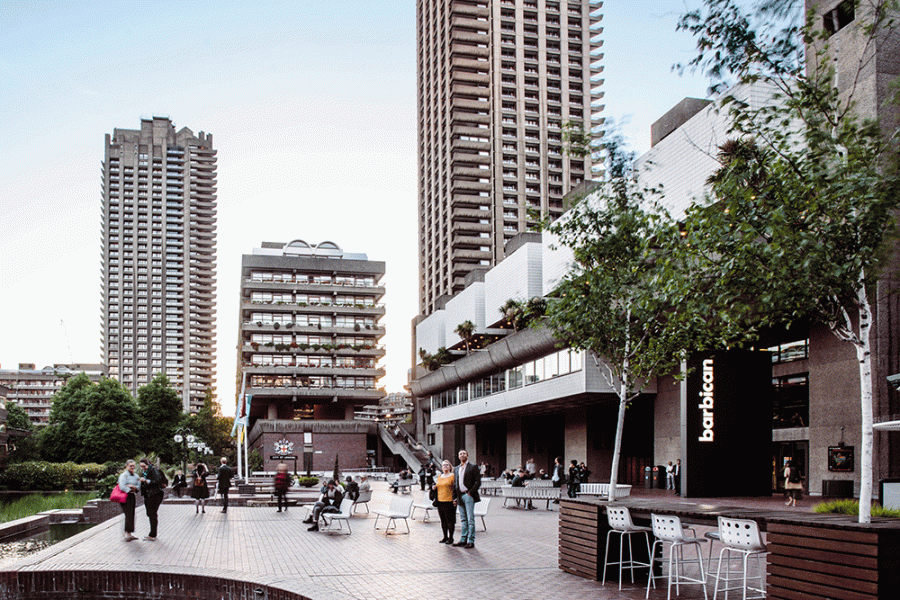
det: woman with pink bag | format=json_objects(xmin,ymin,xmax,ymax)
[{"xmin": 117, "ymin": 460, "xmax": 141, "ymax": 541}]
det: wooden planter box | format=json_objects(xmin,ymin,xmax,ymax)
[{"xmin": 766, "ymin": 519, "xmax": 900, "ymax": 600}]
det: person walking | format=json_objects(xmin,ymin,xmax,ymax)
[
  {"xmin": 138, "ymin": 457, "xmax": 165, "ymax": 541},
  {"xmin": 452, "ymin": 448, "xmax": 481, "ymax": 549},
  {"xmin": 434, "ymin": 459, "xmax": 456, "ymax": 544},
  {"xmin": 191, "ymin": 463, "xmax": 210, "ymax": 514},
  {"xmin": 551, "ymin": 456, "xmax": 565, "ymax": 504},
  {"xmin": 217, "ymin": 457, "xmax": 234, "ymax": 513},
  {"xmin": 273, "ymin": 463, "xmax": 291, "ymax": 513},
  {"xmin": 118, "ymin": 459, "xmax": 140, "ymax": 541},
  {"xmin": 665, "ymin": 461, "xmax": 674, "ymax": 490},
  {"xmin": 784, "ymin": 460, "xmax": 804, "ymax": 506}
]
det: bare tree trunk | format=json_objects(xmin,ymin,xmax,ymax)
[
  {"xmin": 607, "ymin": 314, "xmax": 631, "ymax": 502},
  {"xmin": 857, "ymin": 283, "xmax": 874, "ymax": 524}
]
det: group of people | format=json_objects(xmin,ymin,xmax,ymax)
[
  {"xmin": 300, "ymin": 472, "xmax": 372, "ymax": 530},
  {"xmin": 117, "ymin": 456, "xmax": 234, "ymax": 542}
]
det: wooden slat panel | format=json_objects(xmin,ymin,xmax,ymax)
[
  {"xmin": 559, "ymin": 541, "xmax": 599, "ymax": 563},
  {"xmin": 559, "ymin": 514, "xmax": 600, "ymax": 529},
  {"xmin": 559, "ymin": 563, "xmax": 596, "ymax": 580},
  {"xmin": 768, "ymin": 553, "xmax": 878, "ymax": 582},
  {"xmin": 768, "ymin": 564, "xmax": 878, "ymax": 595},
  {"xmin": 559, "ymin": 549, "xmax": 598, "ymax": 572},
  {"xmin": 768, "ymin": 575, "xmax": 876, "ymax": 600},
  {"xmin": 769, "ymin": 544, "xmax": 878, "ymax": 569},
  {"xmin": 768, "ymin": 533, "xmax": 878, "ymax": 557},
  {"xmin": 559, "ymin": 528, "xmax": 598, "ymax": 545},
  {"xmin": 768, "ymin": 522, "xmax": 878, "ymax": 545}
]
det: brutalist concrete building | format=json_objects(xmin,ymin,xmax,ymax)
[
  {"xmin": 237, "ymin": 241, "xmax": 386, "ymax": 472},
  {"xmin": 101, "ymin": 117, "xmax": 217, "ymax": 413},
  {"xmin": 416, "ymin": 0, "xmax": 605, "ymax": 314}
]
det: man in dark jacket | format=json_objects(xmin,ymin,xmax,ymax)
[
  {"xmin": 303, "ymin": 480, "xmax": 344, "ymax": 531},
  {"xmin": 452, "ymin": 449, "xmax": 481, "ymax": 549},
  {"xmin": 217, "ymin": 457, "xmax": 234, "ymax": 513}
]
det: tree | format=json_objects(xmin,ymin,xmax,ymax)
[
  {"xmin": 75, "ymin": 378, "xmax": 141, "ymax": 463},
  {"xmin": 5, "ymin": 402, "xmax": 32, "ymax": 432},
  {"xmin": 137, "ymin": 373, "xmax": 185, "ymax": 463},
  {"xmin": 545, "ymin": 138, "xmax": 738, "ymax": 501},
  {"xmin": 182, "ymin": 389, "xmax": 235, "ymax": 459},
  {"xmin": 40, "ymin": 373, "xmax": 93, "ymax": 462},
  {"xmin": 40, "ymin": 374, "xmax": 141, "ymax": 464},
  {"xmin": 678, "ymin": 0, "xmax": 900, "ymax": 522},
  {"xmin": 455, "ymin": 320, "xmax": 475, "ymax": 354}
]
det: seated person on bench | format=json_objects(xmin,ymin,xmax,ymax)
[
  {"xmin": 302, "ymin": 479, "xmax": 344, "ymax": 531},
  {"xmin": 511, "ymin": 468, "xmax": 534, "ymax": 509}
]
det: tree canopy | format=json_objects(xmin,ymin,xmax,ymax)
[{"xmin": 137, "ymin": 373, "xmax": 185, "ymax": 464}]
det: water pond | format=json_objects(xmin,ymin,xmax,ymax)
[{"xmin": 0, "ymin": 523, "xmax": 95, "ymax": 569}]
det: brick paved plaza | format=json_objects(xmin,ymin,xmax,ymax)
[{"xmin": 1, "ymin": 483, "xmax": 809, "ymax": 600}]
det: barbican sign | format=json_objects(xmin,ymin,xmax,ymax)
[{"xmin": 683, "ymin": 350, "xmax": 771, "ymax": 498}]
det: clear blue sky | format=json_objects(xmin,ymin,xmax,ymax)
[{"xmin": 0, "ymin": 0, "xmax": 709, "ymax": 416}]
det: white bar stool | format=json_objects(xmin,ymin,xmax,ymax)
[
  {"xmin": 602, "ymin": 506, "xmax": 653, "ymax": 590},
  {"xmin": 713, "ymin": 516, "xmax": 767, "ymax": 600},
  {"xmin": 646, "ymin": 513, "xmax": 708, "ymax": 600}
]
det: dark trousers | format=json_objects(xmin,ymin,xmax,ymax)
[
  {"xmin": 275, "ymin": 492, "xmax": 287, "ymax": 511},
  {"xmin": 567, "ymin": 482, "xmax": 579, "ymax": 498},
  {"xmin": 436, "ymin": 501, "xmax": 456, "ymax": 541},
  {"xmin": 221, "ymin": 489, "xmax": 229, "ymax": 511},
  {"xmin": 122, "ymin": 493, "xmax": 136, "ymax": 533},
  {"xmin": 144, "ymin": 492, "xmax": 163, "ymax": 538}
]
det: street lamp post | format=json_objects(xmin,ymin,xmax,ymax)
[{"xmin": 174, "ymin": 429, "xmax": 212, "ymax": 475}]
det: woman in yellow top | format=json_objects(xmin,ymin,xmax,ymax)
[{"xmin": 434, "ymin": 459, "xmax": 456, "ymax": 544}]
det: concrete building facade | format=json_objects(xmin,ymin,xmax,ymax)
[
  {"xmin": 236, "ymin": 241, "xmax": 386, "ymax": 472},
  {"xmin": 101, "ymin": 117, "xmax": 217, "ymax": 413},
  {"xmin": 417, "ymin": 0, "xmax": 604, "ymax": 315},
  {"xmin": 0, "ymin": 363, "xmax": 107, "ymax": 426}
]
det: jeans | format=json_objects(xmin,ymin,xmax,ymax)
[
  {"xmin": 457, "ymin": 492, "xmax": 476, "ymax": 543},
  {"xmin": 144, "ymin": 492, "xmax": 163, "ymax": 538}
]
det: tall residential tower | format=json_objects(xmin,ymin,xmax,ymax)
[
  {"xmin": 101, "ymin": 117, "xmax": 217, "ymax": 412},
  {"xmin": 416, "ymin": 0, "xmax": 604, "ymax": 314}
]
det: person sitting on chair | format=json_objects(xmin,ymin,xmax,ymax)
[{"xmin": 303, "ymin": 479, "xmax": 344, "ymax": 531}]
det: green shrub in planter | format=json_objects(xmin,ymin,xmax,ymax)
[{"xmin": 297, "ymin": 476, "xmax": 319, "ymax": 487}]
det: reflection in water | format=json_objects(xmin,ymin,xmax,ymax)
[{"xmin": 0, "ymin": 524, "xmax": 95, "ymax": 569}]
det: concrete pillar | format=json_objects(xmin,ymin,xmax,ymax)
[
  {"xmin": 565, "ymin": 408, "xmax": 588, "ymax": 465},
  {"xmin": 506, "ymin": 418, "xmax": 523, "ymax": 472},
  {"xmin": 465, "ymin": 424, "xmax": 477, "ymax": 460},
  {"xmin": 267, "ymin": 403, "xmax": 278, "ymax": 420}
]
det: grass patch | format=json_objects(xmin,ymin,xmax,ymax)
[
  {"xmin": 813, "ymin": 499, "xmax": 900, "ymax": 518},
  {"xmin": 0, "ymin": 492, "xmax": 98, "ymax": 523}
]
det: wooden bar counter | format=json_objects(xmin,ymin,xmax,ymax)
[{"xmin": 559, "ymin": 497, "xmax": 900, "ymax": 599}]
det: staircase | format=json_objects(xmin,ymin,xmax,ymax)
[{"xmin": 377, "ymin": 423, "xmax": 438, "ymax": 469}]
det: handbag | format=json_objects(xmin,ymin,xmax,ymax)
[
  {"xmin": 110, "ymin": 484, "xmax": 128, "ymax": 503},
  {"xmin": 429, "ymin": 487, "xmax": 437, "ymax": 501}
]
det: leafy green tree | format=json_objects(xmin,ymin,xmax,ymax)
[
  {"xmin": 41, "ymin": 375, "xmax": 140, "ymax": 464},
  {"xmin": 678, "ymin": 0, "xmax": 900, "ymax": 522},
  {"xmin": 545, "ymin": 138, "xmax": 739, "ymax": 501},
  {"xmin": 75, "ymin": 378, "xmax": 141, "ymax": 463},
  {"xmin": 182, "ymin": 390, "xmax": 235, "ymax": 459},
  {"xmin": 5, "ymin": 402, "xmax": 32, "ymax": 432},
  {"xmin": 137, "ymin": 373, "xmax": 184, "ymax": 463},
  {"xmin": 41, "ymin": 373, "xmax": 93, "ymax": 462}
]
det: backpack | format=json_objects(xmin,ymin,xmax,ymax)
[{"xmin": 788, "ymin": 467, "xmax": 802, "ymax": 483}]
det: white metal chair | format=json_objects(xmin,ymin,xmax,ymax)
[
  {"xmin": 647, "ymin": 513, "xmax": 708, "ymax": 600},
  {"xmin": 351, "ymin": 488, "xmax": 372, "ymax": 514},
  {"xmin": 712, "ymin": 517, "xmax": 767, "ymax": 600},
  {"xmin": 372, "ymin": 496, "xmax": 414, "ymax": 535},
  {"xmin": 602, "ymin": 506, "xmax": 653, "ymax": 590},
  {"xmin": 473, "ymin": 497, "xmax": 491, "ymax": 531},
  {"xmin": 320, "ymin": 498, "xmax": 354, "ymax": 535},
  {"xmin": 411, "ymin": 499, "xmax": 436, "ymax": 521}
]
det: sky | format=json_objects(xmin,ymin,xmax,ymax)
[{"xmin": 0, "ymin": 0, "xmax": 711, "ymax": 417}]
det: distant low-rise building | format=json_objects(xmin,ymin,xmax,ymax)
[{"xmin": 0, "ymin": 363, "xmax": 107, "ymax": 426}]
